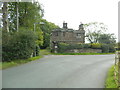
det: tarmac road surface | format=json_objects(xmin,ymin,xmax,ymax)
[{"xmin": 2, "ymin": 54, "xmax": 114, "ymax": 88}]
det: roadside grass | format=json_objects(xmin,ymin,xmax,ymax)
[
  {"xmin": 1, "ymin": 49, "xmax": 52, "ymax": 70},
  {"xmin": 54, "ymin": 52, "xmax": 114, "ymax": 55},
  {"xmin": 40, "ymin": 49, "xmax": 52, "ymax": 55},
  {"xmin": 1, "ymin": 55, "xmax": 43, "ymax": 70},
  {"xmin": 105, "ymin": 65, "xmax": 118, "ymax": 88}
]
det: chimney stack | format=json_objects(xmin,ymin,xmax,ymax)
[
  {"xmin": 79, "ymin": 22, "xmax": 84, "ymax": 30},
  {"xmin": 63, "ymin": 21, "xmax": 68, "ymax": 29}
]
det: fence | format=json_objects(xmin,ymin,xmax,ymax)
[{"xmin": 114, "ymin": 51, "xmax": 120, "ymax": 89}]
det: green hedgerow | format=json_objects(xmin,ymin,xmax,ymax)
[{"xmin": 2, "ymin": 30, "xmax": 37, "ymax": 62}]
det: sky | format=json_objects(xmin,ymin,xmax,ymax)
[{"xmin": 39, "ymin": 0, "xmax": 119, "ymax": 42}]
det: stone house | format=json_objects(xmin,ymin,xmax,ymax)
[{"xmin": 50, "ymin": 22, "xmax": 85, "ymax": 53}]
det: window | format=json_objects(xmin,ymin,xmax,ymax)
[
  {"xmin": 63, "ymin": 32, "xmax": 65, "ymax": 36},
  {"xmin": 76, "ymin": 33, "xmax": 81, "ymax": 38},
  {"xmin": 77, "ymin": 33, "xmax": 81, "ymax": 36},
  {"xmin": 54, "ymin": 32, "xmax": 58, "ymax": 36}
]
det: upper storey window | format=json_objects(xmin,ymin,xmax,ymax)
[
  {"xmin": 76, "ymin": 33, "xmax": 81, "ymax": 38},
  {"xmin": 54, "ymin": 32, "xmax": 58, "ymax": 36},
  {"xmin": 77, "ymin": 33, "xmax": 81, "ymax": 36}
]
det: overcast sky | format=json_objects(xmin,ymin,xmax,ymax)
[{"xmin": 39, "ymin": 0, "xmax": 119, "ymax": 42}]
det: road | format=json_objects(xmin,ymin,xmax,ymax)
[{"xmin": 2, "ymin": 55, "xmax": 114, "ymax": 88}]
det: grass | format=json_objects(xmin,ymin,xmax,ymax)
[
  {"xmin": 54, "ymin": 52, "xmax": 114, "ymax": 55},
  {"xmin": 1, "ymin": 49, "xmax": 52, "ymax": 70},
  {"xmin": 1, "ymin": 55, "xmax": 43, "ymax": 70},
  {"xmin": 105, "ymin": 65, "xmax": 118, "ymax": 88},
  {"xmin": 40, "ymin": 49, "xmax": 52, "ymax": 55}
]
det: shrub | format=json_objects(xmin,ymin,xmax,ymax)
[
  {"xmin": 58, "ymin": 43, "xmax": 85, "ymax": 53},
  {"xmin": 91, "ymin": 43, "xmax": 102, "ymax": 49},
  {"xmin": 109, "ymin": 45, "xmax": 115, "ymax": 53},
  {"xmin": 58, "ymin": 43, "xmax": 69, "ymax": 53},
  {"xmin": 2, "ymin": 30, "xmax": 37, "ymax": 62},
  {"xmin": 101, "ymin": 44, "xmax": 109, "ymax": 53},
  {"xmin": 57, "ymin": 43, "xmax": 112, "ymax": 53},
  {"xmin": 118, "ymin": 42, "xmax": 120, "ymax": 50},
  {"xmin": 83, "ymin": 43, "xmax": 91, "ymax": 48},
  {"xmin": 68, "ymin": 44, "xmax": 83, "ymax": 49}
]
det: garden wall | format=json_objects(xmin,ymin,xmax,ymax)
[{"xmin": 63, "ymin": 48, "xmax": 102, "ymax": 53}]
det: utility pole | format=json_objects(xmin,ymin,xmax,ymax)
[
  {"xmin": 33, "ymin": 22, "xmax": 44, "ymax": 57},
  {"xmin": 16, "ymin": 0, "xmax": 19, "ymax": 32},
  {"xmin": 34, "ymin": 23, "xmax": 36, "ymax": 32}
]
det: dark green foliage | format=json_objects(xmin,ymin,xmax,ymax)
[
  {"xmin": 101, "ymin": 44, "xmax": 109, "ymax": 53},
  {"xmin": 82, "ymin": 43, "xmax": 91, "ymax": 48},
  {"xmin": 57, "ymin": 43, "xmax": 115, "ymax": 53},
  {"xmin": 69, "ymin": 44, "xmax": 84, "ymax": 49},
  {"xmin": 58, "ymin": 43, "xmax": 89, "ymax": 53},
  {"xmin": 8, "ymin": 2, "xmax": 44, "ymax": 48},
  {"xmin": 116, "ymin": 42, "xmax": 120, "ymax": 50},
  {"xmin": 2, "ymin": 30, "xmax": 37, "ymax": 61},
  {"xmin": 98, "ymin": 33, "xmax": 116, "ymax": 44},
  {"xmin": 58, "ymin": 43, "xmax": 69, "ymax": 53},
  {"xmin": 108, "ymin": 45, "xmax": 116, "ymax": 53},
  {"xmin": 40, "ymin": 19, "xmax": 59, "ymax": 49},
  {"xmin": 8, "ymin": 2, "xmax": 44, "ymax": 31},
  {"xmin": 41, "ymin": 20, "xmax": 59, "ymax": 49}
]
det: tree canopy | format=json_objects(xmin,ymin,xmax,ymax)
[
  {"xmin": 84, "ymin": 22, "xmax": 116, "ymax": 44},
  {"xmin": 2, "ymin": 1, "xmax": 59, "ymax": 61}
]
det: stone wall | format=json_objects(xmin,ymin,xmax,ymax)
[{"xmin": 62, "ymin": 48, "xmax": 102, "ymax": 53}]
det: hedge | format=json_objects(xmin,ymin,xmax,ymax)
[
  {"xmin": 57, "ymin": 43, "xmax": 115, "ymax": 53},
  {"xmin": 2, "ymin": 30, "xmax": 37, "ymax": 62}
]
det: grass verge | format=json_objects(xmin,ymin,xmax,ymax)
[
  {"xmin": 40, "ymin": 49, "xmax": 52, "ymax": 55},
  {"xmin": 1, "ymin": 55, "xmax": 43, "ymax": 70},
  {"xmin": 1, "ymin": 49, "xmax": 52, "ymax": 70},
  {"xmin": 54, "ymin": 53, "xmax": 114, "ymax": 55},
  {"xmin": 105, "ymin": 65, "xmax": 118, "ymax": 88}
]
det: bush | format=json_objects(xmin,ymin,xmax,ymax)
[
  {"xmin": 2, "ymin": 30, "xmax": 37, "ymax": 62},
  {"xmin": 58, "ymin": 43, "xmax": 85, "ymax": 53},
  {"xmin": 91, "ymin": 43, "xmax": 102, "ymax": 49},
  {"xmin": 118, "ymin": 42, "xmax": 120, "ymax": 50},
  {"xmin": 109, "ymin": 45, "xmax": 115, "ymax": 53},
  {"xmin": 68, "ymin": 44, "xmax": 83, "ymax": 49},
  {"xmin": 101, "ymin": 44, "xmax": 109, "ymax": 53},
  {"xmin": 57, "ymin": 43, "xmax": 115, "ymax": 53},
  {"xmin": 58, "ymin": 43, "xmax": 69, "ymax": 53},
  {"xmin": 83, "ymin": 43, "xmax": 91, "ymax": 48}
]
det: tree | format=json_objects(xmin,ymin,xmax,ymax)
[
  {"xmin": 8, "ymin": 1, "xmax": 44, "ymax": 47},
  {"xmin": 84, "ymin": 22, "xmax": 108, "ymax": 43},
  {"xmin": 8, "ymin": 2, "xmax": 44, "ymax": 32},
  {"xmin": 40, "ymin": 19, "xmax": 59, "ymax": 49},
  {"xmin": 98, "ymin": 33, "xmax": 116, "ymax": 44},
  {"xmin": 2, "ymin": 2, "xmax": 9, "ymax": 32}
]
